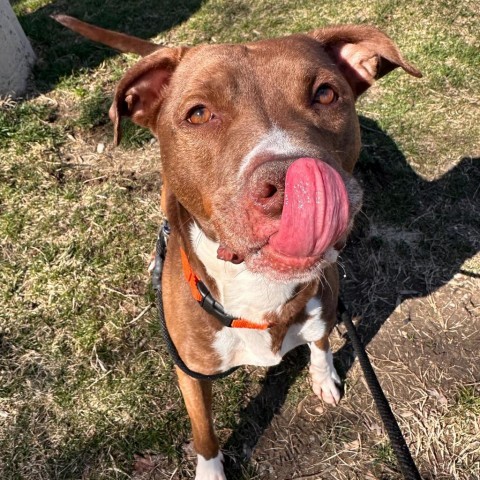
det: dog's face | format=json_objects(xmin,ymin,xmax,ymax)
[{"xmin": 110, "ymin": 26, "xmax": 420, "ymax": 281}]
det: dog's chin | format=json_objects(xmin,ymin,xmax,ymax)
[{"xmin": 245, "ymin": 243, "xmax": 339, "ymax": 283}]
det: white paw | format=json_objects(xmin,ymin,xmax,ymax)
[
  {"xmin": 310, "ymin": 364, "xmax": 342, "ymax": 405},
  {"xmin": 309, "ymin": 342, "xmax": 342, "ymax": 405},
  {"xmin": 195, "ymin": 451, "xmax": 226, "ymax": 480}
]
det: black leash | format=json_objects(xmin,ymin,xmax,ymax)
[
  {"xmin": 338, "ymin": 299, "xmax": 422, "ymax": 480},
  {"xmin": 151, "ymin": 221, "xmax": 422, "ymax": 478}
]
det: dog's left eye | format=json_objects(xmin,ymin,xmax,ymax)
[
  {"xmin": 187, "ymin": 106, "xmax": 213, "ymax": 124},
  {"xmin": 313, "ymin": 84, "xmax": 337, "ymax": 105}
]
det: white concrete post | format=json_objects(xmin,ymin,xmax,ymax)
[{"xmin": 0, "ymin": 0, "xmax": 36, "ymax": 97}]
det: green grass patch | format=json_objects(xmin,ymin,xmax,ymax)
[
  {"xmin": 0, "ymin": 101, "xmax": 64, "ymax": 153},
  {"xmin": 374, "ymin": 441, "xmax": 397, "ymax": 470},
  {"xmin": 453, "ymin": 386, "xmax": 480, "ymax": 416}
]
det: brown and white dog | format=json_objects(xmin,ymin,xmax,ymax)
[{"xmin": 54, "ymin": 15, "xmax": 421, "ymax": 479}]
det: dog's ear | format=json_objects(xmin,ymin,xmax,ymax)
[
  {"xmin": 109, "ymin": 47, "xmax": 188, "ymax": 145},
  {"xmin": 310, "ymin": 25, "xmax": 421, "ymax": 97}
]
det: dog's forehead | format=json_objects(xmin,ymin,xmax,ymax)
[{"xmin": 173, "ymin": 34, "xmax": 335, "ymax": 90}]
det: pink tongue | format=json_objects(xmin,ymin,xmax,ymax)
[{"xmin": 269, "ymin": 158, "xmax": 349, "ymax": 258}]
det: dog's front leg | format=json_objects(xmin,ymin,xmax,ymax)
[
  {"xmin": 309, "ymin": 336, "xmax": 342, "ymax": 405},
  {"xmin": 176, "ymin": 367, "xmax": 225, "ymax": 480}
]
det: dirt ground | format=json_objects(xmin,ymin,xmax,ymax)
[{"xmin": 247, "ymin": 276, "xmax": 479, "ymax": 480}]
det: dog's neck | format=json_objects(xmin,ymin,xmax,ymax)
[{"xmin": 189, "ymin": 222, "xmax": 299, "ymax": 324}]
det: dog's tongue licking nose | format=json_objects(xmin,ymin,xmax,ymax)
[{"xmin": 269, "ymin": 158, "xmax": 350, "ymax": 258}]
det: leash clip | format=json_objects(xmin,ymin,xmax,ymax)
[{"xmin": 196, "ymin": 281, "xmax": 234, "ymax": 327}]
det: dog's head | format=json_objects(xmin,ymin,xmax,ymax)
[{"xmin": 110, "ymin": 25, "xmax": 420, "ymax": 281}]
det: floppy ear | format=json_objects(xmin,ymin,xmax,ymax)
[
  {"xmin": 310, "ymin": 25, "xmax": 421, "ymax": 97},
  {"xmin": 109, "ymin": 46, "xmax": 188, "ymax": 145}
]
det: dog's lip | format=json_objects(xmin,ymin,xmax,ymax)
[
  {"xmin": 242, "ymin": 241, "xmax": 323, "ymax": 273},
  {"xmin": 217, "ymin": 244, "xmax": 245, "ymax": 264},
  {"xmin": 260, "ymin": 243, "xmax": 322, "ymax": 267}
]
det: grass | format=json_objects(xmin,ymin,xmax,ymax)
[{"xmin": 1, "ymin": 0, "xmax": 479, "ymax": 479}]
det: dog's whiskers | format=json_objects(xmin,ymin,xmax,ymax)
[
  {"xmin": 194, "ymin": 229, "xmax": 204, "ymax": 252},
  {"xmin": 180, "ymin": 215, "xmax": 194, "ymax": 229}
]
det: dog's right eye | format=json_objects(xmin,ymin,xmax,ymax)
[
  {"xmin": 313, "ymin": 84, "xmax": 338, "ymax": 106},
  {"xmin": 187, "ymin": 106, "xmax": 212, "ymax": 124}
]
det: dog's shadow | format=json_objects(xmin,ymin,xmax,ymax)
[{"xmin": 222, "ymin": 116, "xmax": 480, "ymax": 478}]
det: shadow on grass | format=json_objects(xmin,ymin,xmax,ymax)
[
  {"xmin": 336, "ymin": 117, "xmax": 480, "ymax": 371},
  {"xmin": 223, "ymin": 346, "xmax": 310, "ymax": 477},
  {"xmin": 15, "ymin": 0, "xmax": 204, "ymax": 94},
  {"xmin": 221, "ymin": 117, "xmax": 479, "ymax": 478}
]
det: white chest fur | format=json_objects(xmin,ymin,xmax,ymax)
[
  {"xmin": 213, "ymin": 296, "xmax": 326, "ymax": 369},
  {"xmin": 190, "ymin": 223, "xmax": 297, "ymax": 323},
  {"xmin": 190, "ymin": 223, "xmax": 327, "ymax": 369}
]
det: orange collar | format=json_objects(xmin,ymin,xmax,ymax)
[{"xmin": 180, "ymin": 247, "xmax": 269, "ymax": 330}]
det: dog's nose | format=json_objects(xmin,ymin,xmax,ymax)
[
  {"xmin": 251, "ymin": 178, "xmax": 284, "ymax": 217},
  {"xmin": 247, "ymin": 158, "xmax": 291, "ymax": 217}
]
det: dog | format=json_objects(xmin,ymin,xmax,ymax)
[{"xmin": 53, "ymin": 14, "xmax": 421, "ymax": 479}]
